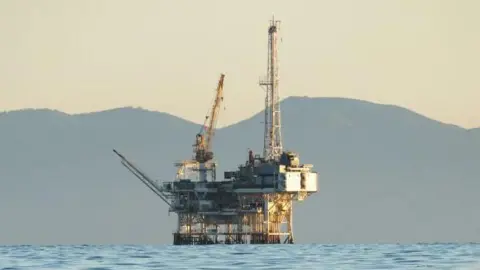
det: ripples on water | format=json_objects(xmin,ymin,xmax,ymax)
[{"xmin": 0, "ymin": 244, "xmax": 479, "ymax": 269}]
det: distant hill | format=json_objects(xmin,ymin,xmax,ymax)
[{"xmin": 1, "ymin": 97, "xmax": 479, "ymax": 244}]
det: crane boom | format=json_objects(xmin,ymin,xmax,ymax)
[{"xmin": 205, "ymin": 73, "xmax": 225, "ymax": 152}]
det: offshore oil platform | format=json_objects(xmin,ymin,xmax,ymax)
[{"xmin": 113, "ymin": 17, "xmax": 318, "ymax": 245}]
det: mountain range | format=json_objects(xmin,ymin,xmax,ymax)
[{"xmin": 1, "ymin": 96, "xmax": 479, "ymax": 244}]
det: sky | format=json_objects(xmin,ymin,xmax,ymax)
[{"xmin": 0, "ymin": 0, "xmax": 479, "ymax": 128}]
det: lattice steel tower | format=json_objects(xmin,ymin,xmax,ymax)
[{"xmin": 259, "ymin": 16, "xmax": 283, "ymax": 162}]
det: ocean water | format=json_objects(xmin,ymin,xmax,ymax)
[{"xmin": 0, "ymin": 244, "xmax": 479, "ymax": 270}]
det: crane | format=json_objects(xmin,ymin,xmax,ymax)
[
  {"xmin": 194, "ymin": 73, "xmax": 225, "ymax": 164},
  {"xmin": 174, "ymin": 73, "xmax": 225, "ymax": 182}
]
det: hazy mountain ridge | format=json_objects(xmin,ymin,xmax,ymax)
[{"xmin": 1, "ymin": 97, "xmax": 479, "ymax": 244}]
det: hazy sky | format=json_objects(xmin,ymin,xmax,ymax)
[{"xmin": 1, "ymin": 0, "xmax": 479, "ymax": 128}]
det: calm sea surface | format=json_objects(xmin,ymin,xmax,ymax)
[{"xmin": 0, "ymin": 244, "xmax": 479, "ymax": 269}]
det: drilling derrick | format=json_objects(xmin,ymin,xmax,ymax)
[
  {"xmin": 113, "ymin": 17, "xmax": 318, "ymax": 245},
  {"xmin": 260, "ymin": 17, "xmax": 282, "ymax": 162}
]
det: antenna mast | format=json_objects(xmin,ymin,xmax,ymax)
[{"xmin": 259, "ymin": 16, "xmax": 282, "ymax": 162}]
